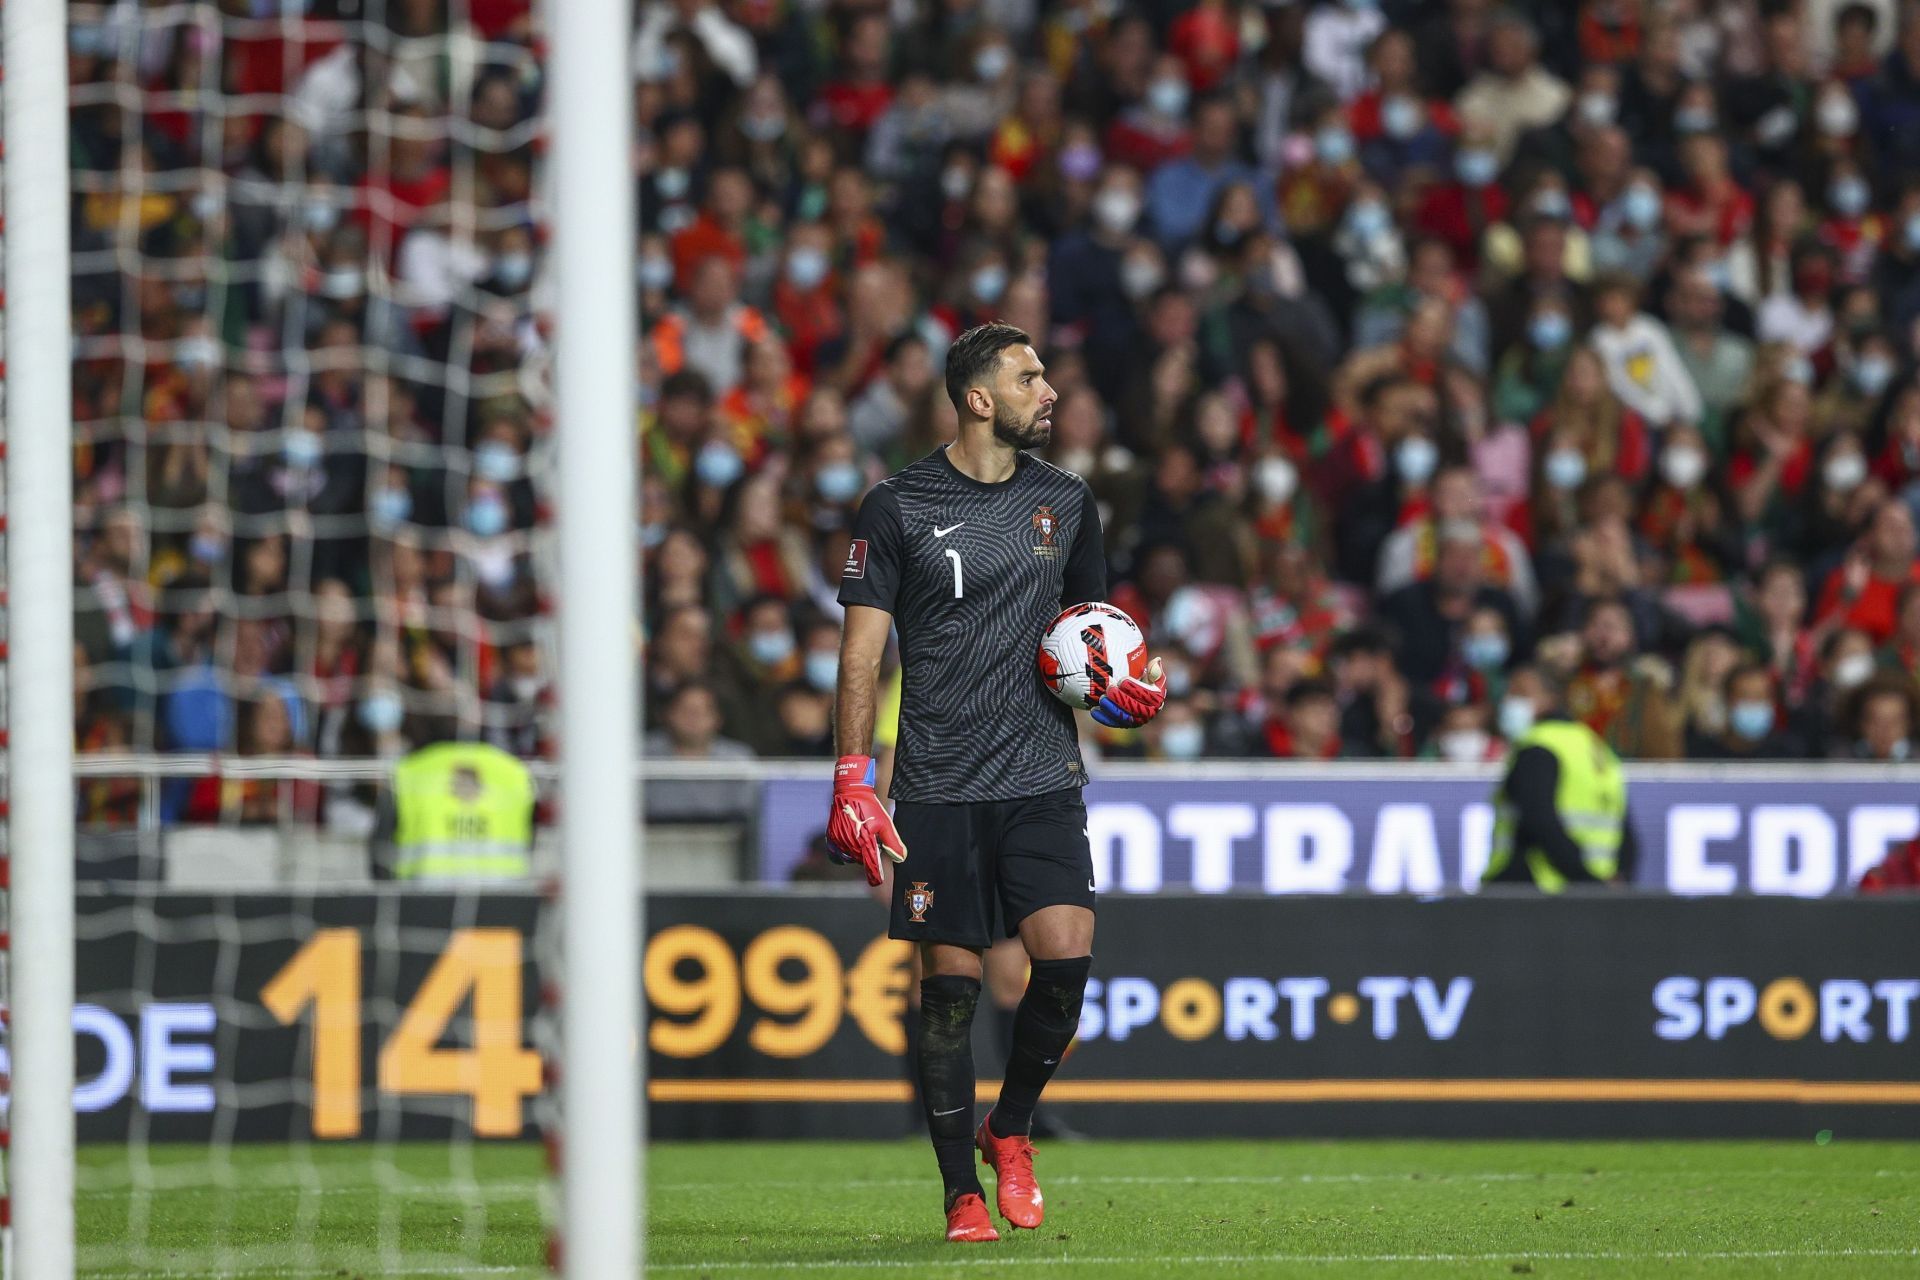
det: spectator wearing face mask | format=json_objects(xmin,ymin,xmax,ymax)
[
  {"xmin": 1422, "ymin": 699, "xmax": 1504, "ymax": 764},
  {"xmin": 1588, "ymin": 273, "xmax": 1704, "ymax": 430},
  {"xmin": 1379, "ymin": 519, "xmax": 1527, "ymax": 686},
  {"xmin": 1491, "ymin": 292, "xmax": 1578, "ymax": 428},
  {"xmin": 1148, "ymin": 700, "xmax": 1211, "ymax": 761},
  {"xmin": 1696, "ymin": 661, "xmax": 1809, "ymax": 759},
  {"xmin": 1350, "ymin": 28, "xmax": 1458, "ymax": 189},
  {"xmin": 1638, "ymin": 425, "xmax": 1743, "ymax": 585},
  {"xmin": 1839, "ymin": 672, "xmax": 1920, "ymax": 760}
]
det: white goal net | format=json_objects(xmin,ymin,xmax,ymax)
[{"xmin": 2, "ymin": 0, "xmax": 633, "ymax": 1275}]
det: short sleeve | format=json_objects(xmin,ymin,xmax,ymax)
[
  {"xmin": 837, "ymin": 484, "xmax": 905, "ymax": 613},
  {"xmin": 1061, "ymin": 483, "xmax": 1107, "ymax": 606}
]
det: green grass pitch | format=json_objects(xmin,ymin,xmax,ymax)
[{"xmin": 77, "ymin": 1137, "xmax": 1917, "ymax": 1277}]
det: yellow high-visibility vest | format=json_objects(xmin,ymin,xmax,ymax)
[
  {"xmin": 391, "ymin": 742, "xmax": 535, "ymax": 881},
  {"xmin": 1486, "ymin": 719, "xmax": 1627, "ymax": 892}
]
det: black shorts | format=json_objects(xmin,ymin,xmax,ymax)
[{"xmin": 888, "ymin": 787, "xmax": 1095, "ymax": 949}]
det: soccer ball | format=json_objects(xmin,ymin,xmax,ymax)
[{"xmin": 1037, "ymin": 602, "xmax": 1148, "ymax": 709}]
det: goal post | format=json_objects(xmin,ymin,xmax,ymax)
[
  {"xmin": 547, "ymin": 0, "xmax": 643, "ymax": 1272},
  {"xmin": 3, "ymin": 0, "xmax": 79, "ymax": 1276}
]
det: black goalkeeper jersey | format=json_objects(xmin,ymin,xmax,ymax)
[{"xmin": 837, "ymin": 446, "xmax": 1106, "ymax": 804}]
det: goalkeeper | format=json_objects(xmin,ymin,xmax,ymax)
[{"xmin": 825, "ymin": 324, "xmax": 1166, "ymax": 1243}]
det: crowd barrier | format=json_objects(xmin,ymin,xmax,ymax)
[{"xmin": 62, "ymin": 889, "xmax": 1919, "ymax": 1142}]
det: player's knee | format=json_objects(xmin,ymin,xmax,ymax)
[
  {"xmin": 919, "ymin": 974, "xmax": 981, "ymax": 1052},
  {"xmin": 1027, "ymin": 955, "xmax": 1092, "ymax": 1025}
]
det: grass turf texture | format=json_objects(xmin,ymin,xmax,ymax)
[{"xmin": 77, "ymin": 1138, "xmax": 1917, "ymax": 1278}]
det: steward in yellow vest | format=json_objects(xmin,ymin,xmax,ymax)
[
  {"xmin": 384, "ymin": 741, "xmax": 536, "ymax": 882},
  {"xmin": 1484, "ymin": 667, "xmax": 1636, "ymax": 892}
]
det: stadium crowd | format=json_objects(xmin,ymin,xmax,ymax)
[{"xmin": 60, "ymin": 0, "xmax": 1920, "ymax": 831}]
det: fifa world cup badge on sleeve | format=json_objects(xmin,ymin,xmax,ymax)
[
  {"xmin": 907, "ymin": 882, "xmax": 935, "ymax": 922},
  {"xmin": 843, "ymin": 538, "xmax": 868, "ymax": 579}
]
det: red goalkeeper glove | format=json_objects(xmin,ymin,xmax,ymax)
[
  {"xmin": 826, "ymin": 755, "xmax": 908, "ymax": 886},
  {"xmin": 1090, "ymin": 657, "xmax": 1168, "ymax": 729}
]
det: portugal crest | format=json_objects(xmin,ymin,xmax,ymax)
[
  {"xmin": 906, "ymin": 882, "xmax": 935, "ymax": 922},
  {"xmin": 1031, "ymin": 505, "xmax": 1060, "ymax": 558}
]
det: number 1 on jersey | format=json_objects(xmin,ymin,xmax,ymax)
[{"xmin": 944, "ymin": 547, "xmax": 963, "ymax": 599}]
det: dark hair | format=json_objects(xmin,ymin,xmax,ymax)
[
  {"xmin": 661, "ymin": 369, "xmax": 714, "ymax": 404},
  {"xmin": 1284, "ymin": 677, "xmax": 1337, "ymax": 709},
  {"xmin": 944, "ymin": 322, "xmax": 1032, "ymax": 414},
  {"xmin": 1836, "ymin": 2, "xmax": 1879, "ymax": 35},
  {"xmin": 884, "ymin": 330, "xmax": 928, "ymax": 364},
  {"xmin": 1722, "ymin": 661, "xmax": 1774, "ymax": 699}
]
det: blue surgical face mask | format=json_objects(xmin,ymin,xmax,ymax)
[
  {"xmin": 283, "ymin": 428, "xmax": 324, "ymax": 469},
  {"xmin": 1148, "ymin": 78, "xmax": 1189, "ymax": 118},
  {"xmin": 1729, "ymin": 700, "xmax": 1774, "ymax": 742},
  {"xmin": 1829, "ymin": 176, "xmax": 1870, "ymax": 218},
  {"xmin": 494, "ymin": 251, "xmax": 533, "ymax": 288},
  {"xmin": 1545, "ymin": 448, "xmax": 1588, "ymax": 490},
  {"xmin": 1462, "ymin": 632, "xmax": 1510, "ymax": 672},
  {"xmin": 466, "ymin": 495, "xmax": 510, "ymax": 538},
  {"xmin": 358, "ymin": 691, "xmax": 405, "ymax": 734},
  {"xmin": 639, "ymin": 255, "xmax": 674, "ymax": 291},
  {"xmin": 695, "ymin": 441, "xmax": 745, "ymax": 489},
  {"xmin": 1530, "ymin": 311, "xmax": 1572, "ymax": 349},
  {"xmin": 816, "ymin": 461, "xmax": 864, "ymax": 503},
  {"xmin": 1622, "ymin": 184, "xmax": 1662, "ymax": 231},
  {"xmin": 786, "ymin": 246, "xmax": 829, "ymax": 291},
  {"xmin": 1347, "ymin": 201, "xmax": 1391, "ymax": 240},
  {"xmin": 1675, "ymin": 105, "xmax": 1715, "ymax": 134},
  {"xmin": 640, "ymin": 520, "xmax": 668, "ymax": 549},
  {"xmin": 302, "ymin": 201, "xmax": 340, "ymax": 233},
  {"xmin": 653, "ymin": 167, "xmax": 690, "ymax": 200},
  {"xmin": 1455, "ymin": 148, "xmax": 1498, "ymax": 187},
  {"xmin": 1853, "ymin": 354, "xmax": 1894, "ymax": 397},
  {"xmin": 371, "ymin": 485, "xmax": 413, "ymax": 529},
  {"xmin": 805, "ymin": 651, "xmax": 839, "ymax": 693},
  {"xmin": 1395, "ymin": 436, "xmax": 1439, "ymax": 484},
  {"xmin": 1316, "ymin": 126, "xmax": 1355, "ymax": 166},
  {"xmin": 189, "ymin": 533, "xmax": 228, "ymax": 565},
  {"xmin": 1498, "ymin": 695, "xmax": 1536, "ymax": 740},
  {"xmin": 971, "ymin": 264, "xmax": 1009, "ymax": 304},
  {"xmin": 1382, "ymin": 96, "xmax": 1421, "ymax": 140},
  {"xmin": 475, "ymin": 442, "xmax": 519, "ymax": 483},
  {"xmin": 749, "ymin": 629, "xmax": 795, "ymax": 667},
  {"xmin": 1160, "ymin": 721, "xmax": 1205, "ymax": 760}
]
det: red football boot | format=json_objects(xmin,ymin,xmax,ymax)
[
  {"xmin": 945, "ymin": 1192, "xmax": 999, "ymax": 1242},
  {"xmin": 976, "ymin": 1118, "xmax": 1044, "ymax": 1229}
]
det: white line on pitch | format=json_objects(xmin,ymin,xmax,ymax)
[{"xmin": 649, "ymin": 1248, "xmax": 1920, "ymax": 1273}]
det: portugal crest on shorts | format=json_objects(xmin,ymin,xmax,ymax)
[
  {"xmin": 906, "ymin": 881, "xmax": 935, "ymax": 922},
  {"xmin": 1031, "ymin": 505, "xmax": 1060, "ymax": 558}
]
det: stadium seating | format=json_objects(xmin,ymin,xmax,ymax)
[{"xmin": 69, "ymin": 0, "xmax": 1920, "ymax": 842}]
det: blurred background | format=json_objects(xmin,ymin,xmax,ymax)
[{"xmin": 53, "ymin": 0, "xmax": 1920, "ymax": 889}]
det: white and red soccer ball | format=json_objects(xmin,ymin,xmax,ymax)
[{"xmin": 1037, "ymin": 602, "xmax": 1148, "ymax": 709}]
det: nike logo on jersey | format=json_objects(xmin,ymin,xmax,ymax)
[
  {"xmin": 933, "ymin": 523, "xmax": 965, "ymax": 538},
  {"xmin": 1087, "ymin": 878, "xmax": 1096, "ymax": 891}
]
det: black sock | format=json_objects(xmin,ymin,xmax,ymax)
[
  {"xmin": 990, "ymin": 1000, "xmax": 1017, "ymax": 1060},
  {"xmin": 903, "ymin": 991, "xmax": 925, "ymax": 1129},
  {"xmin": 918, "ymin": 974, "xmax": 984, "ymax": 1206},
  {"xmin": 990, "ymin": 955, "xmax": 1091, "ymax": 1139}
]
